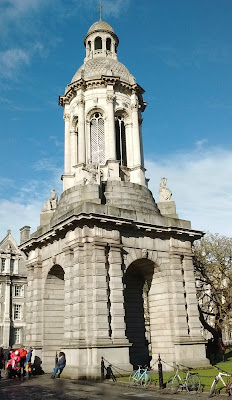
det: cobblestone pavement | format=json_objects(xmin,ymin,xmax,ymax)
[{"xmin": 0, "ymin": 375, "xmax": 222, "ymax": 400}]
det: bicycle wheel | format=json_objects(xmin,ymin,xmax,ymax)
[
  {"xmin": 186, "ymin": 374, "xmax": 201, "ymax": 394},
  {"xmin": 209, "ymin": 379, "xmax": 217, "ymax": 398},
  {"xmin": 129, "ymin": 371, "xmax": 139, "ymax": 385},
  {"xmin": 140, "ymin": 373, "xmax": 151, "ymax": 387},
  {"xmin": 166, "ymin": 375, "xmax": 180, "ymax": 393}
]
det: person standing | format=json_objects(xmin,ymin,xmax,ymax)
[{"xmin": 19, "ymin": 346, "xmax": 27, "ymax": 377}]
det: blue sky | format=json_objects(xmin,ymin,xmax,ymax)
[{"xmin": 0, "ymin": 0, "xmax": 232, "ymax": 242}]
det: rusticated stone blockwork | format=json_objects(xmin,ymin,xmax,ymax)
[{"xmin": 20, "ymin": 18, "xmax": 209, "ymax": 378}]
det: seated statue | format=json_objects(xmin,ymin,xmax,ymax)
[
  {"xmin": 42, "ymin": 188, "xmax": 58, "ymax": 211},
  {"xmin": 159, "ymin": 177, "xmax": 172, "ymax": 202}
]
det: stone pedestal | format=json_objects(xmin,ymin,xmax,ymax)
[{"xmin": 158, "ymin": 201, "xmax": 178, "ymax": 218}]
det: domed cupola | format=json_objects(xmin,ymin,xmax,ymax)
[
  {"xmin": 84, "ymin": 20, "xmax": 119, "ymax": 61},
  {"xmin": 59, "ymin": 18, "xmax": 147, "ymax": 193}
]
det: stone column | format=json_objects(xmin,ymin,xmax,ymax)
[
  {"xmin": 131, "ymin": 94, "xmax": 141, "ymax": 167},
  {"xmin": 3, "ymin": 279, "xmax": 11, "ymax": 348},
  {"xmin": 30, "ymin": 262, "xmax": 43, "ymax": 347},
  {"xmin": 169, "ymin": 254, "xmax": 190, "ymax": 339},
  {"xmin": 86, "ymin": 121, "xmax": 91, "ymax": 163},
  {"xmin": 63, "ymin": 247, "xmax": 74, "ymax": 345},
  {"xmin": 138, "ymin": 114, "xmax": 144, "ymax": 167},
  {"xmin": 70, "ymin": 126, "xmax": 77, "ymax": 171},
  {"xmin": 77, "ymin": 98, "xmax": 86, "ymax": 164},
  {"xmin": 108, "ymin": 245, "xmax": 128, "ymax": 344},
  {"xmin": 125, "ymin": 122, "xmax": 133, "ymax": 168},
  {"xmin": 183, "ymin": 255, "xmax": 204, "ymax": 339},
  {"xmin": 71, "ymin": 243, "xmax": 86, "ymax": 345},
  {"xmin": 106, "ymin": 92, "xmax": 116, "ymax": 160},
  {"xmin": 149, "ymin": 256, "xmax": 175, "ymax": 366},
  {"xmin": 64, "ymin": 113, "xmax": 71, "ymax": 174},
  {"xmin": 91, "ymin": 242, "xmax": 111, "ymax": 345},
  {"xmin": 24, "ymin": 265, "xmax": 34, "ymax": 345}
]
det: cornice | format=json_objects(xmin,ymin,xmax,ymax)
[
  {"xmin": 19, "ymin": 211, "xmax": 203, "ymax": 253},
  {"xmin": 59, "ymin": 77, "xmax": 146, "ymax": 109}
]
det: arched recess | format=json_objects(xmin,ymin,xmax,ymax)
[
  {"xmin": 90, "ymin": 112, "xmax": 105, "ymax": 164},
  {"xmin": 43, "ymin": 265, "xmax": 65, "ymax": 365},
  {"xmin": 124, "ymin": 258, "xmax": 154, "ymax": 368},
  {"xmin": 95, "ymin": 36, "xmax": 102, "ymax": 50},
  {"xmin": 115, "ymin": 115, "xmax": 127, "ymax": 166}
]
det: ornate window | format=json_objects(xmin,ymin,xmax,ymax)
[
  {"xmin": 1, "ymin": 258, "xmax": 5, "ymax": 272},
  {"xmin": 14, "ymin": 285, "xmax": 24, "ymax": 297},
  {"xmin": 13, "ymin": 304, "xmax": 22, "ymax": 320},
  {"xmin": 95, "ymin": 36, "xmax": 102, "ymax": 50},
  {"xmin": 90, "ymin": 113, "xmax": 105, "ymax": 164},
  {"xmin": 106, "ymin": 38, "xmax": 111, "ymax": 51},
  {"xmin": 14, "ymin": 328, "xmax": 21, "ymax": 344},
  {"xmin": 115, "ymin": 116, "xmax": 127, "ymax": 166},
  {"xmin": 10, "ymin": 259, "xmax": 14, "ymax": 274}
]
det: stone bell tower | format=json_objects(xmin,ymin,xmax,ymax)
[
  {"xmin": 20, "ymin": 19, "xmax": 208, "ymax": 378},
  {"xmin": 60, "ymin": 20, "xmax": 146, "ymax": 191}
]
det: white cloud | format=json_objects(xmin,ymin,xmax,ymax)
[
  {"xmin": 0, "ymin": 49, "xmax": 30, "ymax": 78},
  {"xmin": 146, "ymin": 146, "xmax": 232, "ymax": 236}
]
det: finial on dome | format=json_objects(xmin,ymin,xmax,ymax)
[{"xmin": 98, "ymin": 2, "xmax": 103, "ymax": 21}]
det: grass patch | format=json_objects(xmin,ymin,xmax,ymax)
[{"xmin": 118, "ymin": 360, "xmax": 232, "ymax": 393}]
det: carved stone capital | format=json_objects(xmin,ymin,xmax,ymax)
[
  {"xmin": 63, "ymin": 113, "xmax": 70, "ymax": 121},
  {"xmin": 106, "ymin": 94, "xmax": 115, "ymax": 104},
  {"xmin": 131, "ymin": 102, "xmax": 139, "ymax": 111},
  {"xmin": 77, "ymin": 98, "xmax": 85, "ymax": 107}
]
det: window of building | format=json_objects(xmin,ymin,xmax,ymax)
[
  {"xmin": 90, "ymin": 112, "xmax": 105, "ymax": 164},
  {"xmin": 88, "ymin": 41, "xmax": 91, "ymax": 51},
  {"xmin": 106, "ymin": 38, "xmax": 111, "ymax": 51},
  {"xmin": 115, "ymin": 115, "xmax": 127, "ymax": 166},
  {"xmin": 13, "ymin": 304, "xmax": 22, "ymax": 320},
  {"xmin": 95, "ymin": 36, "xmax": 102, "ymax": 50},
  {"xmin": 14, "ymin": 285, "xmax": 24, "ymax": 297},
  {"xmin": 14, "ymin": 328, "xmax": 21, "ymax": 344},
  {"xmin": 1, "ymin": 258, "xmax": 5, "ymax": 272},
  {"xmin": 10, "ymin": 259, "xmax": 14, "ymax": 274}
]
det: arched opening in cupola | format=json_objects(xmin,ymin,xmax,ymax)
[
  {"xmin": 115, "ymin": 115, "xmax": 127, "ymax": 166},
  {"xmin": 95, "ymin": 36, "xmax": 102, "ymax": 50},
  {"xmin": 106, "ymin": 38, "xmax": 111, "ymax": 51}
]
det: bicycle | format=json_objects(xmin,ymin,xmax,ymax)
[
  {"xmin": 166, "ymin": 364, "xmax": 201, "ymax": 394},
  {"xmin": 208, "ymin": 367, "xmax": 232, "ymax": 397},
  {"xmin": 129, "ymin": 365, "xmax": 151, "ymax": 387}
]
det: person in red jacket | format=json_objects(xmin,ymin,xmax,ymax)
[{"xmin": 18, "ymin": 346, "xmax": 27, "ymax": 377}]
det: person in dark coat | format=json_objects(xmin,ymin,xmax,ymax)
[{"xmin": 50, "ymin": 352, "xmax": 66, "ymax": 378}]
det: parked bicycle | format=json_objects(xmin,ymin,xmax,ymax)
[
  {"xmin": 129, "ymin": 365, "xmax": 151, "ymax": 387},
  {"xmin": 166, "ymin": 364, "xmax": 201, "ymax": 394},
  {"xmin": 208, "ymin": 367, "xmax": 232, "ymax": 397}
]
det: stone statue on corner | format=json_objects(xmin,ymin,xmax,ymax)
[
  {"xmin": 42, "ymin": 188, "xmax": 58, "ymax": 212},
  {"xmin": 158, "ymin": 177, "xmax": 172, "ymax": 202}
]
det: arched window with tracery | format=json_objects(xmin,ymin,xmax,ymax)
[
  {"xmin": 95, "ymin": 36, "xmax": 102, "ymax": 50},
  {"xmin": 90, "ymin": 112, "xmax": 105, "ymax": 164},
  {"xmin": 115, "ymin": 115, "xmax": 127, "ymax": 166}
]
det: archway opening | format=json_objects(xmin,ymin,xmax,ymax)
[
  {"xmin": 43, "ymin": 265, "xmax": 65, "ymax": 367},
  {"xmin": 124, "ymin": 259, "xmax": 154, "ymax": 368}
]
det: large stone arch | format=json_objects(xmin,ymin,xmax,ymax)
[
  {"xmin": 43, "ymin": 264, "xmax": 65, "ymax": 370},
  {"xmin": 124, "ymin": 258, "xmax": 155, "ymax": 368}
]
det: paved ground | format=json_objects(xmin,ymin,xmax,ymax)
[{"xmin": 0, "ymin": 374, "xmax": 221, "ymax": 400}]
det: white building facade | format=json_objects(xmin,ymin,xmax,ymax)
[
  {"xmin": 0, "ymin": 230, "xmax": 27, "ymax": 348},
  {"xmin": 20, "ymin": 20, "xmax": 209, "ymax": 378}
]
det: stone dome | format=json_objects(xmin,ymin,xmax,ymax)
[
  {"xmin": 70, "ymin": 57, "xmax": 135, "ymax": 86},
  {"xmin": 87, "ymin": 20, "xmax": 115, "ymax": 35}
]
